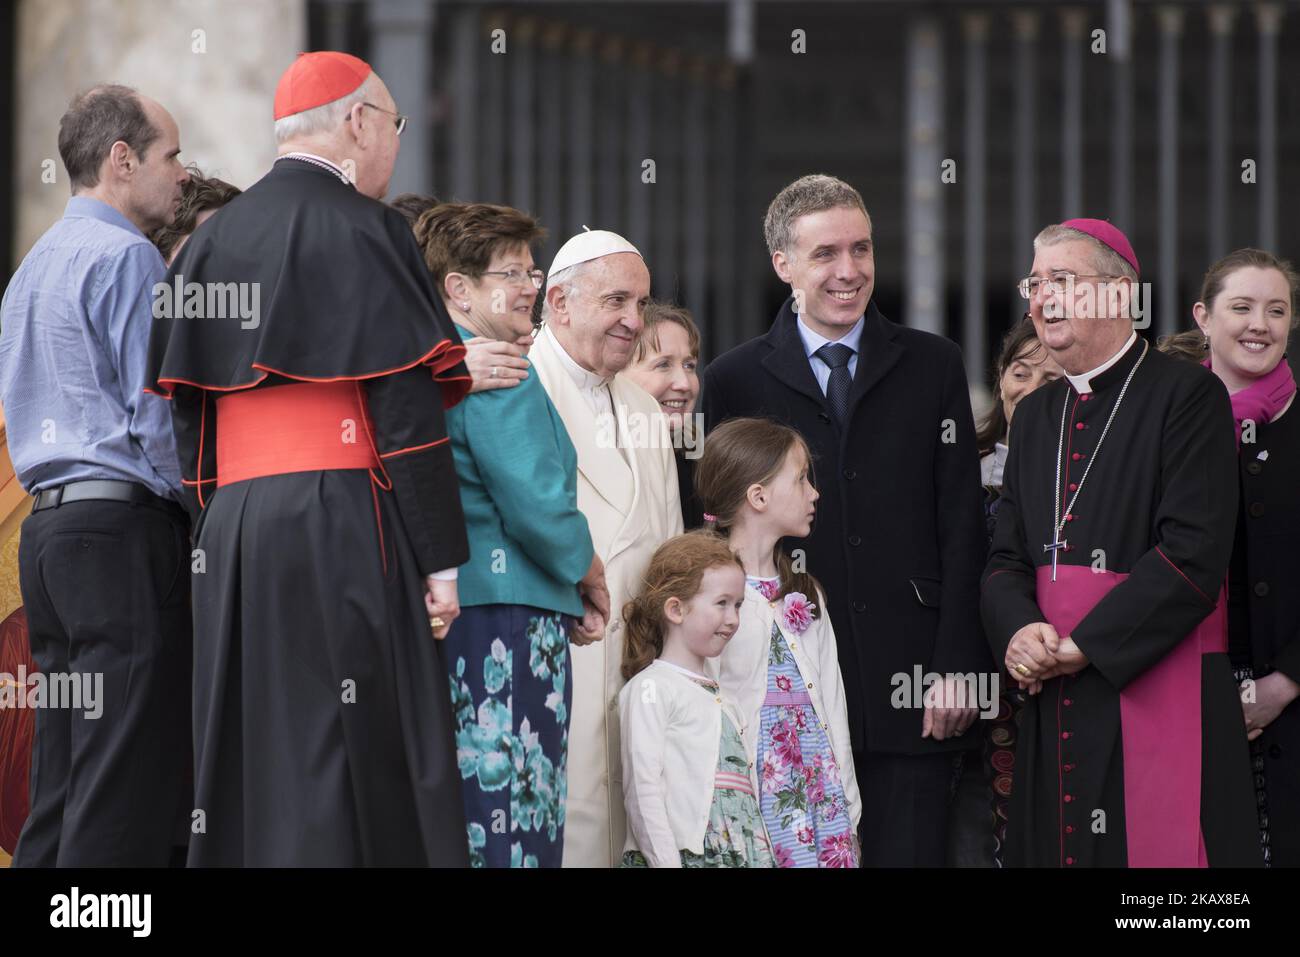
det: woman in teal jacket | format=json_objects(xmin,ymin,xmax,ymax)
[{"xmin": 413, "ymin": 201, "xmax": 608, "ymax": 868}]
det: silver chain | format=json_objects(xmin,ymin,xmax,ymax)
[{"xmin": 1052, "ymin": 338, "xmax": 1149, "ymax": 545}]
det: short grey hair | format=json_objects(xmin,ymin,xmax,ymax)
[
  {"xmin": 58, "ymin": 84, "xmax": 160, "ymax": 191},
  {"xmin": 1033, "ymin": 225, "xmax": 1138, "ymax": 283},
  {"xmin": 540, "ymin": 260, "xmax": 595, "ymax": 323},
  {"xmin": 274, "ymin": 71, "xmax": 380, "ymax": 144},
  {"xmin": 764, "ymin": 174, "xmax": 870, "ymax": 256}
]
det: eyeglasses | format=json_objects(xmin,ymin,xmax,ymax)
[
  {"xmin": 1017, "ymin": 274, "xmax": 1122, "ymax": 299},
  {"xmin": 480, "ymin": 268, "xmax": 545, "ymax": 290},
  {"xmin": 360, "ymin": 102, "xmax": 407, "ymax": 136}
]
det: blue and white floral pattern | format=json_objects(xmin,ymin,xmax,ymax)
[{"xmin": 446, "ymin": 605, "xmax": 572, "ymax": 867}]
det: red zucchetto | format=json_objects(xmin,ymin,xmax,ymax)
[{"xmin": 273, "ymin": 51, "xmax": 372, "ymax": 121}]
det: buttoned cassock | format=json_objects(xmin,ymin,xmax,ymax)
[{"xmin": 530, "ymin": 327, "xmax": 683, "ymax": 867}]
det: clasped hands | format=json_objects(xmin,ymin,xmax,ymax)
[
  {"xmin": 1005, "ymin": 622, "xmax": 1089, "ymax": 694},
  {"xmin": 571, "ymin": 554, "xmax": 611, "ymax": 646}
]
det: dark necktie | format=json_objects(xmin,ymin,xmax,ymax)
[{"xmin": 815, "ymin": 343, "xmax": 854, "ymax": 427}]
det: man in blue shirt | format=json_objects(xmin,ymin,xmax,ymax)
[{"xmin": 0, "ymin": 84, "xmax": 192, "ymax": 866}]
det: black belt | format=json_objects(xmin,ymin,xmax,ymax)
[{"xmin": 32, "ymin": 479, "xmax": 163, "ymax": 512}]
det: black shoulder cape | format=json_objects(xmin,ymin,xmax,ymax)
[{"xmin": 147, "ymin": 157, "xmax": 468, "ymax": 404}]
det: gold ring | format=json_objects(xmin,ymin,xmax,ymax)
[
  {"xmin": 1014, "ymin": 663, "xmax": 1031, "ymax": 677},
  {"xmin": 429, "ymin": 616, "xmax": 446, "ymax": 629}
]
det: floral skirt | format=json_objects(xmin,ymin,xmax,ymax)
[
  {"xmin": 621, "ymin": 713, "xmax": 775, "ymax": 868},
  {"xmin": 758, "ymin": 625, "xmax": 857, "ymax": 867},
  {"xmin": 445, "ymin": 604, "xmax": 572, "ymax": 868}
]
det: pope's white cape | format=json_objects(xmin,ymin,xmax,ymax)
[{"xmin": 529, "ymin": 329, "xmax": 683, "ymax": 867}]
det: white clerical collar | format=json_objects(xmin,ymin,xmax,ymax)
[
  {"xmin": 1065, "ymin": 331, "xmax": 1138, "ymax": 395},
  {"xmin": 541, "ymin": 324, "xmax": 610, "ymax": 393},
  {"xmin": 796, "ymin": 313, "xmax": 865, "ymax": 360},
  {"xmin": 277, "ymin": 151, "xmax": 354, "ymax": 187}
]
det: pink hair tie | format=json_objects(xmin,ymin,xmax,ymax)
[{"xmin": 703, "ymin": 513, "xmax": 717, "ymax": 523}]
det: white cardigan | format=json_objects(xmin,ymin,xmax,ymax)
[
  {"xmin": 619, "ymin": 659, "xmax": 757, "ymax": 868},
  {"xmin": 710, "ymin": 585, "xmax": 863, "ymax": 832}
]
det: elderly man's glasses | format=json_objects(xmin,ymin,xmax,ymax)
[
  {"xmin": 1018, "ymin": 273, "xmax": 1122, "ymax": 299},
  {"xmin": 360, "ymin": 102, "xmax": 407, "ymax": 135},
  {"xmin": 481, "ymin": 268, "xmax": 545, "ymax": 290}
]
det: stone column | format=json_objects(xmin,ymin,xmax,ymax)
[
  {"xmin": 446, "ymin": 3, "xmax": 480, "ymax": 201},
  {"xmin": 1061, "ymin": 8, "xmax": 1086, "ymax": 217},
  {"xmin": 509, "ymin": 16, "xmax": 537, "ymax": 215},
  {"xmin": 1107, "ymin": 0, "xmax": 1134, "ymax": 231},
  {"xmin": 962, "ymin": 12, "xmax": 988, "ymax": 389},
  {"xmin": 904, "ymin": 16, "xmax": 945, "ymax": 335},
  {"xmin": 681, "ymin": 57, "xmax": 709, "ymax": 323},
  {"xmin": 566, "ymin": 28, "xmax": 596, "ymax": 230},
  {"xmin": 1207, "ymin": 4, "xmax": 1236, "ymax": 263},
  {"xmin": 1156, "ymin": 6, "xmax": 1183, "ymax": 337},
  {"xmin": 1255, "ymin": 3, "xmax": 1282, "ymax": 251},
  {"xmin": 14, "ymin": 0, "xmax": 306, "ymax": 264},
  {"xmin": 1012, "ymin": 10, "xmax": 1039, "ymax": 319}
]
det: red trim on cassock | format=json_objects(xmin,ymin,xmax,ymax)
[
  {"xmin": 981, "ymin": 568, "xmax": 1017, "ymax": 589},
  {"xmin": 379, "ymin": 436, "xmax": 451, "ymax": 460},
  {"xmin": 1155, "ymin": 546, "xmax": 1213, "ymax": 605}
]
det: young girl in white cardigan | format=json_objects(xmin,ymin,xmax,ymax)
[
  {"xmin": 618, "ymin": 532, "xmax": 775, "ymax": 868},
  {"xmin": 696, "ymin": 417, "xmax": 862, "ymax": 868}
]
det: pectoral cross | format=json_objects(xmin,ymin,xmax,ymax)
[{"xmin": 1043, "ymin": 536, "xmax": 1068, "ymax": 582}]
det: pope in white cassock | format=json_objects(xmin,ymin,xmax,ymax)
[{"xmin": 532, "ymin": 229, "xmax": 683, "ymax": 867}]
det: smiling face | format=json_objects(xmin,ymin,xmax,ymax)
[
  {"xmin": 623, "ymin": 321, "xmax": 699, "ymax": 429},
  {"xmin": 1026, "ymin": 239, "xmax": 1134, "ymax": 374},
  {"xmin": 459, "ymin": 243, "xmax": 539, "ymax": 342},
  {"xmin": 666, "ymin": 563, "xmax": 746, "ymax": 661},
  {"xmin": 546, "ymin": 253, "xmax": 651, "ymax": 377},
  {"xmin": 1194, "ymin": 266, "xmax": 1294, "ymax": 393},
  {"xmin": 771, "ymin": 206, "xmax": 874, "ymax": 339},
  {"xmin": 999, "ymin": 338, "xmax": 1064, "ymax": 429}
]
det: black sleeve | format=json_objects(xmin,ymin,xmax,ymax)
[
  {"xmin": 1071, "ymin": 372, "xmax": 1238, "ymax": 690},
  {"xmin": 169, "ymin": 387, "xmax": 216, "ymax": 532},
  {"xmin": 364, "ymin": 366, "xmax": 469, "ymax": 576}
]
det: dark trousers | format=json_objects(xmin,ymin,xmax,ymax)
[
  {"xmin": 855, "ymin": 749, "xmax": 961, "ymax": 867},
  {"xmin": 13, "ymin": 497, "xmax": 191, "ymax": 866}
]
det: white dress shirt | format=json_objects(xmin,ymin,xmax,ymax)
[
  {"xmin": 981, "ymin": 442, "xmax": 1009, "ymax": 488},
  {"xmin": 540, "ymin": 324, "xmax": 615, "ymax": 418},
  {"xmin": 796, "ymin": 313, "xmax": 865, "ymax": 396}
]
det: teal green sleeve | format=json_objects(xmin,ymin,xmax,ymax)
[{"xmin": 463, "ymin": 383, "xmax": 594, "ymax": 587}]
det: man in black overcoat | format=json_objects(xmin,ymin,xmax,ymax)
[{"xmin": 700, "ymin": 174, "xmax": 991, "ymax": 866}]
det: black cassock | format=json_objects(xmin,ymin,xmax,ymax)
[
  {"xmin": 147, "ymin": 158, "xmax": 472, "ymax": 866},
  {"xmin": 982, "ymin": 334, "xmax": 1260, "ymax": 867}
]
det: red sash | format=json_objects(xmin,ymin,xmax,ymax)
[
  {"xmin": 1035, "ymin": 565, "xmax": 1225, "ymax": 868},
  {"xmin": 215, "ymin": 382, "xmax": 380, "ymax": 487}
]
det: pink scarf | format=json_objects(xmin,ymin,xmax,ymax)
[{"xmin": 1203, "ymin": 354, "xmax": 1297, "ymax": 448}]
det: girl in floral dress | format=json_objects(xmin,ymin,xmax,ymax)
[
  {"xmin": 618, "ymin": 532, "xmax": 775, "ymax": 868},
  {"xmin": 696, "ymin": 418, "xmax": 863, "ymax": 867}
]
